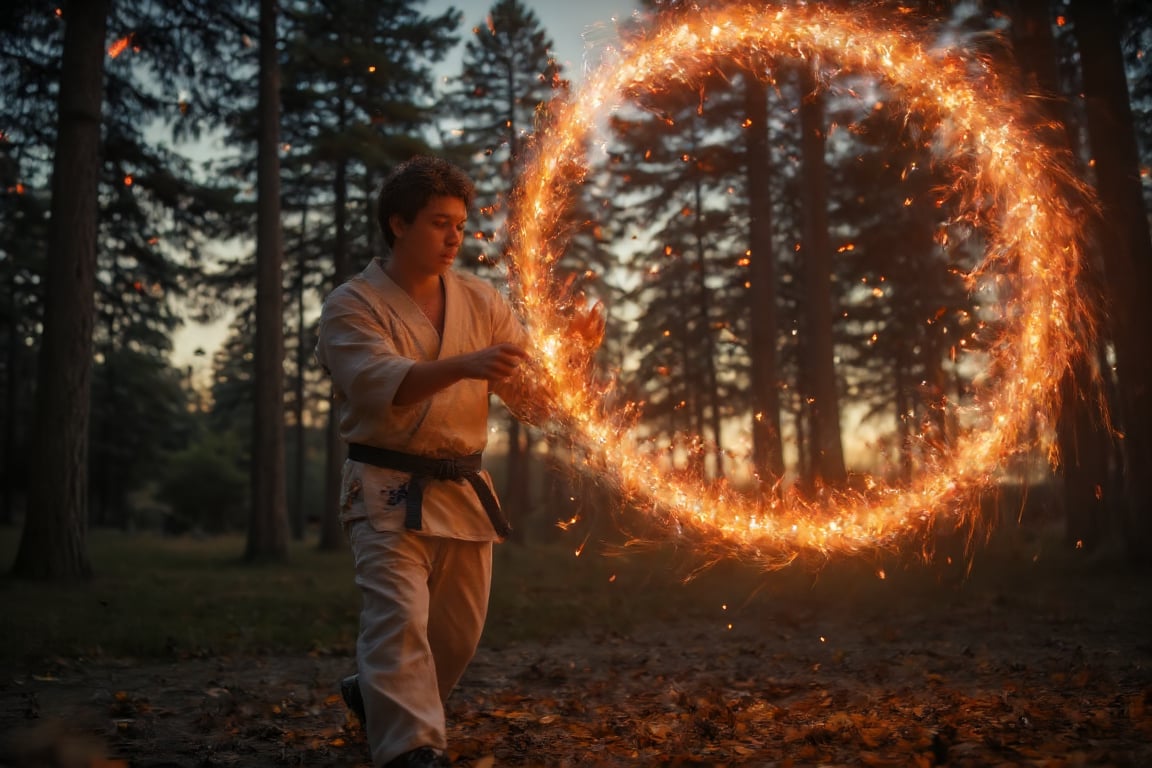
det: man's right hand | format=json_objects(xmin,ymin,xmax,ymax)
[{"xmin": 466, "ymin": 343, "xmax": 528, "ymax": 382}]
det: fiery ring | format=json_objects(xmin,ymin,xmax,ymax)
[{"xmin": 507, "ymin": 5, "xmax": 1094, "ymax": 568}]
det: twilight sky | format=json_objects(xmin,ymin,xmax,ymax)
[{"xmin": 424, "ymin": 0, "xmax": 642, "ymax": 84}]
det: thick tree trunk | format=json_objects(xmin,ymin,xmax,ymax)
[
  {"xmin": 11, "ymin": 0, "xmax": 109, "ymax": 579},
  {"xmin": 797, "ymin": 62, "xmax": 847, "ymax": 487},
  {"xmin": 743, "ymin": 74, "xmax": 784, "ymax": 486},
  {"xmin": 1070, "ymin": 0, "xmax": 1152, "ymax": 562},
  {"xmin": 246, "ymin": 0, "xmax": 289, "ymax": 563},
  {"xmin": 1009, "ymin": 0, "xmax": 1114, "ymax": 552}
]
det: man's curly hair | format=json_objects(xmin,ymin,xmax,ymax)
[{"xmin": 377, "ymin": 156, "xmax": 475, "ymax": 248}]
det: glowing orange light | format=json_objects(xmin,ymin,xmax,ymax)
[
  {"xmin": 123, "ymin": 175, "xmax": 133, "ymax": 186},
  {"xmin": 108, "ymin": 35, "xmax": 131, "ymax": 59},
  {"xmin": 505, "ymin": 4, "xmax": 1096, "ymax": 570}
]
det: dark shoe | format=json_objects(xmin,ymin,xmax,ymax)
[
  {"xmin": 384, "ymin": 747, "xmax": 451, "ymax": 767},
  {"xmin": 340, "ymin": 674, "xmax": 366, "ymax": 723}
]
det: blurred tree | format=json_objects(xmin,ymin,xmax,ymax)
[
  {"xmin": 0, "ymin": 170, "xmax": 48, "ymax": 526},
  {"xmin": 0, "ymin": 7, "xmax": 56, "ymax": 527},
  {"xmin": 1068, "ymin": 0, "xmax": 1152, "ymax": 562},
  {"xmin": 743, "ymin": 71, "xmax": 786, "ymax": 488},
  {"xmin": 157, "ymin": 430, "xmax": 249, "ymax": 534},
  {"xmin": 2, "ymin": 0, "xmax": 255, "ymax": 571},
  {"xmin": 835, "ymin": 100, "xmax": 982, "ymax": 480},
  {"xmin": 1114, "ymin": 0, "xmax": 1151, "ymax": 212},
  {"xmin": 89, "ymin": 348, "xmax": 195, "ymax": 527},
  {"xmin": 10, "ymin": 0, "xmax": 109, "ymax": 579},
  {"xmin": 796, "ymin": 60, "xmax": 847, "ymax": 489},
  {"xmin": 247, "ymin": 0, "xmax": 289, "ymax": 563},
  {"xmin": 606, "ymin": 65, "xmax": 747, "ymax": 481}
]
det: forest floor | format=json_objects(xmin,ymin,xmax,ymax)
[{"xmin": 2, "ymin": 526, "xmax": 1152, "ymax": 767}]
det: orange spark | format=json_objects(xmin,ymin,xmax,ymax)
[{"xmin": 108, "ymin": 35, "xmax": 131, "ymax": 59}]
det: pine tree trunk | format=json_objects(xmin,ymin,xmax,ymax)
[
  {"xmin": 743, "ymin": 74, "xmax": 784, "ymax": 486},
  {"xmin": 797, "ymin": 62, "xmax": 847, "ymax": 487},
  {"xmin": 11, "ymin": 0, "xmax": 109, "ymax": 579},
  {"xmin": 893, "ymin": 345, "xmax": 913, "ymax": 482},
  {"xmin": 501, "ymin": 84, "xmax": 531, "ymax": 537},
  {"xmin": 1009, "ymin": 0, "xmax": 1114, "ymax": 552},
  {"xmin": 246, "ymin": 0, "xmax": 289, "ymax": 563},
  {"xmin": 1070, "ymin": 0, "xmax": 1152, "ymax": 562},
  {"xmin": 2, "ymin": 295, "xmax": 17, "ymax": 525},
  {"xmin": 319, "ymin": 141, "xmax": 350, "ymax": 551},
  {"xmin": 291, "ymin": 198, "xmax": 309, "ymax": 541},
  {"xmin": 690, "ymin": 142, "xmax": 724, "ymax": 480}
]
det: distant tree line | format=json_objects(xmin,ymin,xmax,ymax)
[{"xmin": 1, "ymin": 0, "xmax": 1149, "ymax": 578}]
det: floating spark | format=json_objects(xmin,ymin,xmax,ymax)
[
  {"xmin": 506, "ymin": 5, "xmax": 1097, "ymax": 570},
  {"xmin": 108, "ymin": 35, "xmax": 132, "ymax": 59}
]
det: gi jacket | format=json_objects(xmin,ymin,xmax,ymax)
[{"xmin": 316, "ymin": 258, "xmax": 532, "ymax": 541}]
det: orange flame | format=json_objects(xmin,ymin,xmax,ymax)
[{"xmin": 505, "ymin": 4, "xmax": 1097, "ymax": 570}]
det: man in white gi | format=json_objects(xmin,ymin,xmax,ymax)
[{"xmin": 316, "ymin": 156, "xmax": 595, "ymax": 768}]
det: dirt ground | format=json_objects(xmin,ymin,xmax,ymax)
[{"xmin": 3, "ymin": 554, "xmax": 1152, "ymax": 768}]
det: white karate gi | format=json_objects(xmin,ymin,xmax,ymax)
[{"xmin": 316, "ymin": 258, "xmax": 531, "ymax": 767}]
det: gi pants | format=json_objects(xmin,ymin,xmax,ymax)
[{"xmin": 347, "ymin": 520, "xmax": 492, "ymax": 767}]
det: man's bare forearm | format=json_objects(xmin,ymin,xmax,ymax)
[
  {"xmin": 392, "ymin": 357, "xmax": 471, "ymax": 406},
  {"xmin": 392, "ymin": 343, "xmax": 527, "ymax": 406}
]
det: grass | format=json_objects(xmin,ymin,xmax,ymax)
[
  {"xmin": 0, "ymin": 525, "xmax": 774, "ymax": 664},
  {"xmin": 0, "ymin": 528, "xmax": 362, "ymax": 662},
  {"xmin": 0, "ymin": 519, "xmax": 1131, "ymax": 666}
]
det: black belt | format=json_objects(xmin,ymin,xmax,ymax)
[{"xmin": 347, "ymin": 443, "xmax": 511, "ymax": 538}]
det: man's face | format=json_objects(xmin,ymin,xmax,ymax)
[{"xmin": 390, "ymin": 195, "xmax": 467, "ymax": 275}]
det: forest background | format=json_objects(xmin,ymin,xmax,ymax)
[
  {"xmin": 4, "ymin": 1, "xmax": 1152, "ymax": 765},
  {"xmin": 1, "ymin": 0, "xmax": 1151, "ymax": 578}
]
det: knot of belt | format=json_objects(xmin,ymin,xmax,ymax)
[
  {"xmin": 347, "ymin": 443, "xmax": 511, "ymax": 538},
  {"xmin": 433, "ymin": 459, "xmax": 466, "ymax": 481}
]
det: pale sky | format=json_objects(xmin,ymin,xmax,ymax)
[{"xmin": 425, "ymin": 0, "xmax": 642, "ymax": 83}]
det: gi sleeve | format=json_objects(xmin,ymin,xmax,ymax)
[{"xmin": 316, "ymin": 287, "xmax": 415, "ymax": 413}]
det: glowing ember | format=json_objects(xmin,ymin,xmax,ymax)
[
  {"xmin": 505, "ymin": 5, "xmax": 1097, "ymax": 569},
  {"xmin": 108, "ymin": 35, "xmax": 132, "ymax": 59}
]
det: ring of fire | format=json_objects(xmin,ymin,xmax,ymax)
[{"xmin": 507, "ymin": 5, "xmax": 1094, "ymax": 568}]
